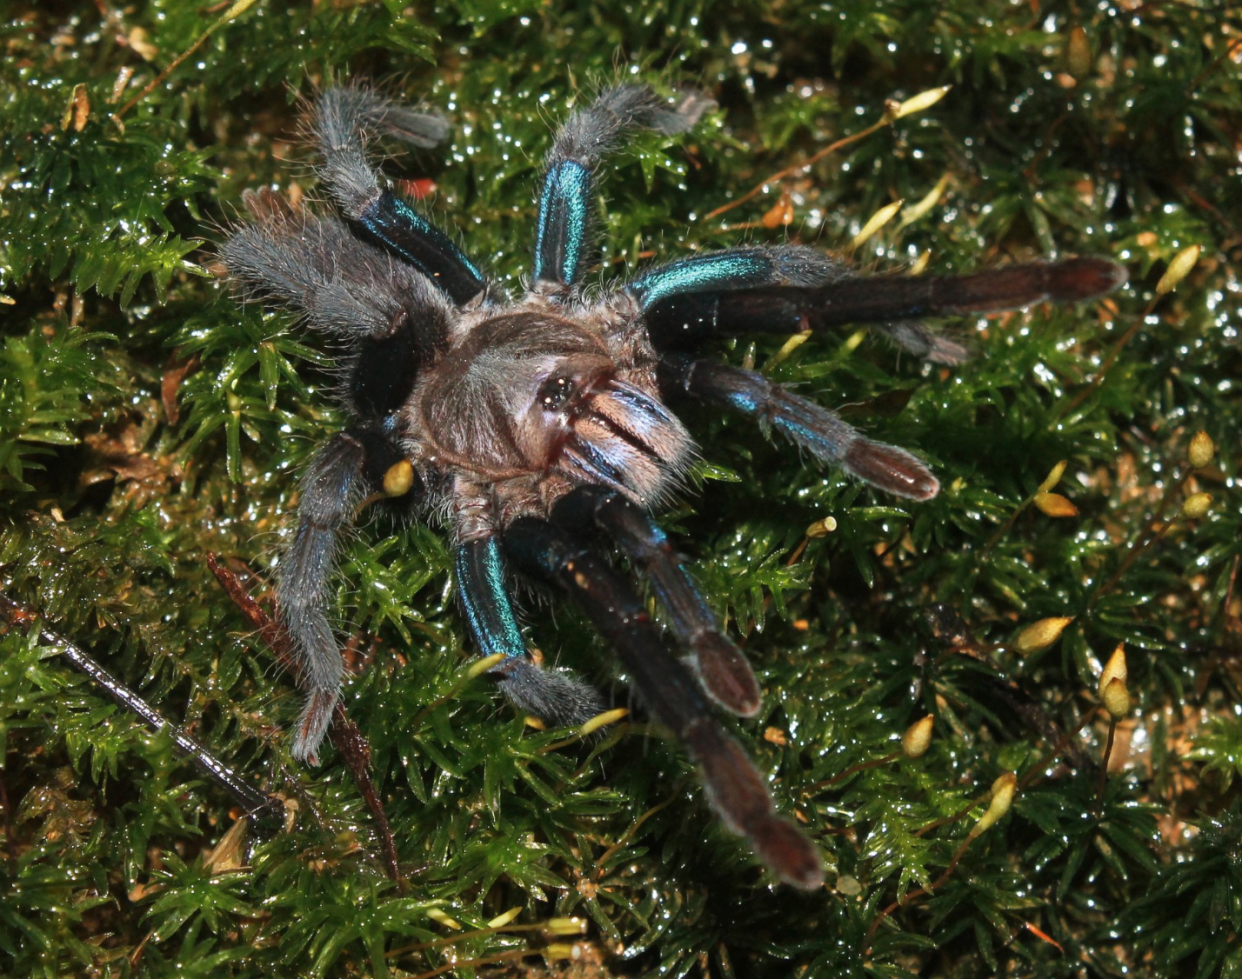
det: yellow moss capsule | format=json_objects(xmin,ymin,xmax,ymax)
[
  {"xmin": 902, "ymin": 715, "xmax": 935, "ymax": 758},
  {"xmin": 1015, "ymin": 617, "xmax": 1073, "ymax": 654},
  {"xmin": 1188, "ymin": 431, "xmax": 1215, "ymax": 469},
  {"xmin": 806, "ymin": 516, "xmax": 838, "ymax": 538},
  {"xmin": 546, "ymin": 916, "xmax": 588, "ymax": 936},
  {"xmin": 1034, "ymin": 491, "xmax": 1079, "ymax": 518},
  {"xmin": 1066, "ymin": 26, "xmax": 1092, "ymax": 79},
  {"xmin": 382, "ymin": 459, "xmax": 415, "ymax": 497},
  {"xmin": 909, "ymin": 250, "xmax": 932, "ymax": 275},
  {"xmin": 898, "ymin": 173, "xmax": 951, "ymax": 229},
  {"xmin": 891, "ymin": 85, "xmax": 952, "ymax": 120},
  {"xmin": 1038, "ymin": 460, "xmax": 1069, "ymax": 493},
  {"xmin": 1101, "ymin": 677, "xmax": 1132, "ymax": 720},
  {"xmin": 578, "ymin": 706, "xmax": 628, "ymax": 737},
  {"xmin": 1181, "ymin": 492, "xmax": 1212, "ymax": 519},
  {"xmin": 465, "ymin": 651, "xmax": 508, "ymax": 679},
  {"xmin": 850, "ymin": 199, "xmax": 904, "ymax": 250},
  {"xmin": 426, "ymin": 907, "xmax": 462, "ymax": 929},
  {"xmin": 968, "ymin": 772, "xmax": 1018, "ymax": 839},
  {"xmin": 764, "ymin": 330, "xmax": 811, "ymax": 371},
  {"xmin": 1156, "ymin": 244, "xmax": 1200, "ymax": 296},
  {"xmin": 486, "ymin": 907, "xmax": 522, "ymax": 929},
  {"xmin": 1100, "ymin": 643, "xmax": 1128, "ymax": 690}
]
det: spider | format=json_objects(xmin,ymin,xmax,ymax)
[{"xmin": 222, "ymin": 82, "xmax": 1126, "ymax": 890}]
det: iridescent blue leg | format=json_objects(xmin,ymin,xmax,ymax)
[
  {"xmin": 627, "ymin": 245, "xmax": 845, "ymax": 309},
  {"xmin": 642, "ymin": 257, "xmax": 1127, "ymax": 360},
  {"xmin": 533, "ymin": 85, "xmax": 712, "ymax": 292},
  {"xmin": 659, "ymin": 353, "xmax": 941, "ymax": 501},
  {"xmin": 454, "ymin": 537, "xmax": 603, "ymax": 726},
  {"xmin": 503, "ymin": 516, "xmax": 822, "ymax": 890},
  {"xmin": 311, "ymin": 85, "xmax": 488, "ymax": 305},
  {"xmin": 551, "ymin": 486, "xmax": 761, "ymax": 717}
]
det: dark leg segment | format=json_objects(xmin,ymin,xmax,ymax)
[
  {"xmin": 551, "ymin": 486, "xmax": 761, "ymax": 717},
  {"xmin": 643, "ymin": 257, "xmax": 1127, "ymax": 350},
  {"xmin": 503, "ymin": 517, "xmax": 822, "ymax": 890},
  {"xmin": 533, "ymin": 85, "xmax": 713, "ymax": 291},
  {"xmin": 660, "ymin": 353, "xmax": 940, "ymax": 500},
  {"xmin": 311, "ymin": 86, "xmax": 487, "ymax": 305},
  {"xmin": 454, "ymin": 538, "xmax": 603, "ymax": 726}
]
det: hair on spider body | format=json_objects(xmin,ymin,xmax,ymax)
[{"xmin": 222, "ymin": 81, "xmax": 1126, "ymax": 890}]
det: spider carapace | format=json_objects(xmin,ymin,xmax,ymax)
[{"xmin": 223, "ymin": 82, "xmax": 1126, "ymax": 889}]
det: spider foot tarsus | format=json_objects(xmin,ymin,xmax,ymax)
[
  {"xmin": 503, "ymin": 517, "xmax": 822, "ymax": 889},
  {"xmin": 660, "ymin": 354, "xmax": 940, "ymax": 500},
  {"xmin": 489, "ymin": 656, "xmax": 605, "ymax": 728}
]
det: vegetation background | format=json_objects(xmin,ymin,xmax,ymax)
[{"xmin": 2, "ymin": 0, "xmax": 1240, "ymax": 976}]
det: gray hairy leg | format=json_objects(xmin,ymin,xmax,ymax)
[
  {"xmin": 658, "ymin": 353, "xmax": 940, "ymax": 501},
  {"xmin": 533, "ymin": 83, "xmax": 715, "ymax": 291},
  {"xmin": 310, "ymin": 86, "xmax": 487, "ymax": 305},
  {"xmin": 279, "ymin": 431, "xmax": 371, "ymax": 761},
  {"xmin": 222, "ymin": 188, "xmax": 450, "ymax": 340}
]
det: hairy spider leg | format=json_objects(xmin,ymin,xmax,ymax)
[
  {"xmin": 627, "ymin": 244, "xmax": 848, "ymax": 307},
  {"xmin": 455, "ymin": 537, "xmax": 605, "ymax": 725},
  {"xmin": 279, "ymin": 431, "xmax": 383, "ymax": 759},
  {"xmin": 630, "ymin": 245, "xmax": 974, "ymax": 365},
  {"xmin": 532, "ymin": 84, "xmax": 714, "ymax": 292},
  {"xmin": 223, "ymin": 184, "xmax": 457, "ymax": 760},
  {"xmin": 660, "ymin": 353, "xmax": 940, "ymax": 500},
  {"xmin": 503, "ymin": 517, "xmax": 823, "ymax": 890},
  {"xmin": 639, "ymin": 255, "xmax": 1128, "ymax": 351},
  {"xmin": 311, "ymin": 85, "xmax": 487, "ymax": 305},
  {"xmin": 552, "ymin": 485, "xmax": 762, "ymax": 716}
]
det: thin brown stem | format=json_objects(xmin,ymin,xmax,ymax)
[{"xmin": 207, "ymin": 554, "xmax": 402, "ymax": 884}]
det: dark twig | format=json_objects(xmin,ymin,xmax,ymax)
[
  {"xmin": 206, "ymin": 554, "xmax": 402, "ymax": 884},
  {"xmin": 0, "ymin": 592, "xmax": 281, "ymax": 819}
]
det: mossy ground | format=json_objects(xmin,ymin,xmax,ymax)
[{"xmin": 2, "ymin": 2, "xmax": 1241, "ymax": 977}]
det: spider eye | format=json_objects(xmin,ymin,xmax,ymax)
[{"xmin": 538, "ymin": 376, "xmax": 574, "ymax": 411}]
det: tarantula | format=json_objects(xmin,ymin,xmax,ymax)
[{"xmin": 222, "ymin": 82, "xmax": 1125, "ymax": 889}]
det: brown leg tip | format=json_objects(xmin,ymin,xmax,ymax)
[{"xmin": 845, "ymin": 440, "xmax": 940, "ymax": 501}]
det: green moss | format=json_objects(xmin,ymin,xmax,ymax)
[{"xmin": 2, "ymin": 1, "xmax": 1240, "ymax": 976}]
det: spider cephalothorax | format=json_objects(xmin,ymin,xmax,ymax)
[{"xmin": 223, "ymin": 82, "xmax": 1125, "ymax": 889}]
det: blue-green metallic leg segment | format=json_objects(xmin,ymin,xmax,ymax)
[
  {"xmin": 356, "ymin": 191, "xmax": 486, "ymax": 306},
  {"xmin": 532, "ymin": 160, "xmax": 592, "ymax": 287},
  {"xmin": 532, "ymin": 84, "xmax": 713, "ymax": 291},
  {"xmin": 311, "ymin": 85, "xmax": 488, "ymax": 306},
  {"xmin": 627, "ymin": 245, "xmax": 844, "ymax": 310},
  {"xmin": 454, "ymin": 537, "xmax": 602, "ymax": 726}
]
